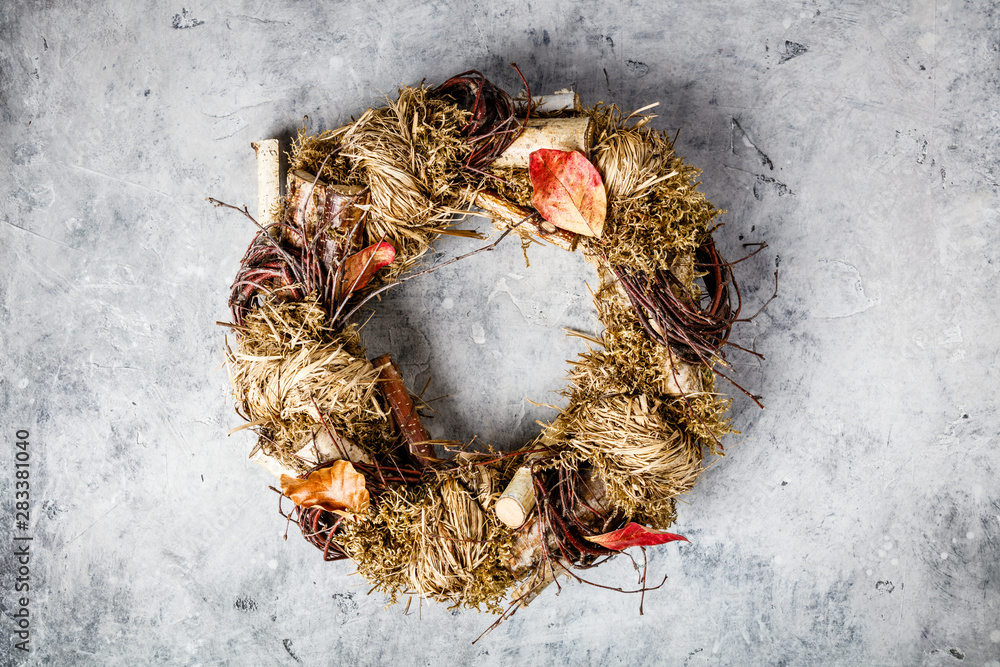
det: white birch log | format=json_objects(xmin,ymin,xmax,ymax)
[
  {"xmin": 514, "ymin": 91, "xmax": 582, "ymax": 114},
  {"xmin": 491, "ymin": 117, "xmax": 594, "ymax": 169},
  {"xmin": 251, "ymin": 139, "xmax": 281, "ymax": 224},
  {"xmin": 250, "ymin": 448, "xmax": 295, "ymax": 479}
]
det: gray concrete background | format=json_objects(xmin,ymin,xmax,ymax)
[{"xmin": 2, "ymin": 0, "xmax": 999, "ymax": 664}]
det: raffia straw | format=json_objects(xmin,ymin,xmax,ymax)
[
  {"xmin": 546, "ymin": 393, "xmax": 698, "ymax": 528},
  {"xmin": 227, "ymin": 296, "xmax": 387, "ymax": 471},
  {"xmin": 291, "ymin": 85, "xmax": 480, "ymax": 284}
]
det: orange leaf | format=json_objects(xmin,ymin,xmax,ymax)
[
  {"xmin": 528, "ymin": 149, "xmax": 606, "ymax": 238},
  {"xmin": 584, "ymin": 522, "xmax": 688, "ymax": 551},
  {"xmin": 340, "ymin": 242, "xmax": 395, "ymax": 296},
  {"xmin": 280, "ymin": 460, "xmax": 370, "ymax": 514}
]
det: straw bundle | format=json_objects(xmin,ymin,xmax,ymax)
[
  {"xmin": 289, "ymin": 85, "xmax": 481, "ymax": 283},
  {"xmin": 585, "ymin": 103, "xmax": 722, "ymax": 274},
  {"xmin": 545, "ymin": 393, "xmax": 696, "ymax": 528},
  {"xmin": 227, "ymin": 296, "xmax": 387, "ymax": 471},
  {"xmin": 340, "ymin": 473, "xmax": 515, "ymax": 613}
]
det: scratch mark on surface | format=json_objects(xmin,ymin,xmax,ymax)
[
  {"xmin": 90, "ymin": 364, "xmax": 142, "ymax": 371},
  {"xmin": 731, "ymin": 118, "xmax": 774, "ymax": 170},
  {"xmin": 200, "ymin": 100, "xmax": 275, "ymax": 119},
  {"xmin": 59, "ymin": 44, "xmax": 89, "ymax": 69},
  {"xmin": 60, "ymin": 161, "xmax": 176, "ymax": 200},
  {"xmin": 148, "ymin": 384, "xmax": 193, "ymax": 456},
  {"xmin": 233, "ymin": 15, "xmax": 291, "ymax": 26},
  {"xmin": 3, "ymin": 218, "xmax": 80, "ymax": 251},
  {"xmin": 63, "ymin": 503, "xmax": 119, "ymax": 549},
  {"xmin": 47, "ymin": 328, "xmax": 74, "ymax": 393}
]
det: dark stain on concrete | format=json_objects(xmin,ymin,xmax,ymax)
[
  {"xmin": 754, "ymin": 175, "xmax": 793, "ymax": 199},
  {"xmin": 172, "ymin": 9, "xmax": 204, "ymax": 29},
  {"xmin": 625, "ymin": 59, "xmax": 649, "ymax": 77},
  {"xmin": 780, "ymin": 41, "xmax": 809, "ymax": 63},
  {"xmin": 234, "ymin": 596, "xmax": 258, "ymax": 612},
  {"xmin": 875, "ymin": 580, "xmax": 895, "ymax": 593},
  {"xmin": 283, "ymin": 639, "xmax": 302, "ymax": 663}
]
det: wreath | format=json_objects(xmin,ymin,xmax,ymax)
[{"xmin": 213, "ymin": 67, "xmax": 765, "ymax": 632}]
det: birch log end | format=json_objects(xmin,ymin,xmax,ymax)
[{"xmin": 494, "ymin": 464, "xmax": 536, "ymax": 528}]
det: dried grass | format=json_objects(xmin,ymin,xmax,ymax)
[
  {"xmin": 339, "ymin": 468, "xmax": 516, "ymax": 612},
  {"xmin": 227, "ymin": 296, "xmax": 389, "ymax": 472},
  {"xmin": 290, "ymin": 86, "xmax": 478, "ymax": 283}
]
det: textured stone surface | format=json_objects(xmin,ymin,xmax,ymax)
[{"xmin": 2, "ymin": 0, "xmax": 999, "ymax": 664}]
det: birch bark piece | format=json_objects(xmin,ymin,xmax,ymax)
[
  {"xmin": 491, "ymin": 117, "xmax": 594, "ymax": 169},
  {"xmin": 663, "ymin": 349, "xmax": 704, "ymax": 396},
  {"xmin": 506, "ymin": 466, "xmax": 612, "ymax": 604},
  {"xmin": 373, "ymin": 354, "xmax": 436, "ymax": 465},
  {"xmin": 494, "ymin": 464, "xmax": 536, "ymax": 528},
  {"xmin": 514, "ymin": 557, "xmax": 572, "ymax": 608},
  {"xmin": 284, "ymin": 169, "xmax": 368, "ymax": 253},
  {"xmin": 249, "ymin": 426, "xmax": 373, "ymax": 480},
  {"xmin": 294, "ymin": 426, "xmax": 374, "ymax": 467},
  {"xmin": 514, "ymin": 91, "xmax": 582, "ymax": 114},
  {"xmin": 251, "ymin": 139, "xmax": 281, "ymax": 224},
  {"xmin": 472, "ymin": 189, "xmax": 577, "ymax": 251}
]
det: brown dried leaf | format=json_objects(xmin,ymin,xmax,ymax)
[
  {"xmin": 529, "ymin": 149, "xmax": 606, "ymax": 238},
  {"xmin": 280, "ymin": 460, "xmax": 370, "ymax": 514}
]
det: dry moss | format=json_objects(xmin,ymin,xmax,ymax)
[
  {"xmin": 583, "ymin": 103, "xmax": 723, "ymax": 273},
  {"xmin": 485, "ymin": 165, "xmax": 534, "ymax": 209},
  {"xmin": 664, "ymin": 368, "xmax": 734, "ymax": 456},
  {"xmin": 339, "ymin": 467, "xmax": 516, "ymax": 613}
]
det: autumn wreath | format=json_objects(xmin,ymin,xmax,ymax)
[{"xmin": 214, "ymin": 68, "xmax": 762, "ymax": 629}]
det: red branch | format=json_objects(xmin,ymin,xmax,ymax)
[{"xmin": 373, "ymin": 354, "xmax": 435, "ymax": 466}]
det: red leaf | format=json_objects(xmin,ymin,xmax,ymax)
[
  {"xmin": 585, "ymin": 522, "xmax": 689, "ymax": 551},
  {"xmin": 340, "ymin": 242, "xmax": 395, "ymax": 296},
  {"xmin": 528, "ymin": 149, "xmax": 607, "ymax": 238}
]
